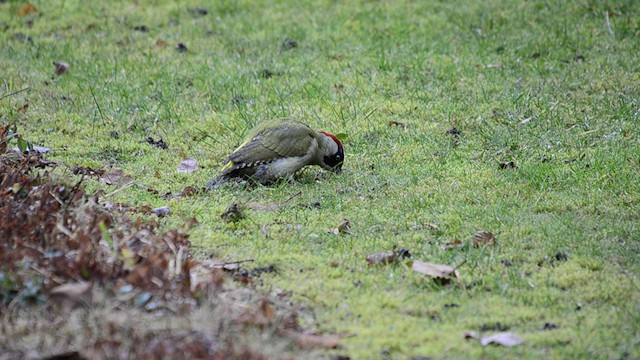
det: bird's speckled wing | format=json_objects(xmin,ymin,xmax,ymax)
[{"xmin": 221, "ymin": 121, "xmax": 316, "ymax": 173}]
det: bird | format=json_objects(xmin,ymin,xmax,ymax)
[{"xmin": 207, "ymin": 119, "xmax": 344, "ymax": 187}]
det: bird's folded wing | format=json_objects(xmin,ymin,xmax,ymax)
[{"xmin": 226, "ymin": 122, "xmax": 316, "ymax": 166}]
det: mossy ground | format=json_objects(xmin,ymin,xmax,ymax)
[{"xmin": 2, "ymin": 0, "xmax": 639, "ymax": 358}]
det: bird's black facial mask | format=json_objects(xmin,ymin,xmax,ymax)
[
  {"xmin": 320, "ymin": 132, "xmax": 344, "ymax": 173},
  {"xmin": 324, "ymin": 146, "xmax": 344, "ymax": 172}
]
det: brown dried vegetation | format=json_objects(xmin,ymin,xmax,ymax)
[{"xmin": 0, "ymin": 137, "xmax": 330, "ymax": 359}]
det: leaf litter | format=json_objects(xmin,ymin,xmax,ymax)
[{"xmin": 0, "ymin": 126, "xmax": 339, "ymax": 359}]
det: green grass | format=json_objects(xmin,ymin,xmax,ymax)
[{"xmin": 2, "ymin": 0, "xmax": 639, "ymax": 358}]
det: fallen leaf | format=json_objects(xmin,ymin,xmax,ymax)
[
  {"xmin": 156, "ymin": 39, "xmax": 168, "ymax": 48},
  {"xmin": 366, "ymin": 247, "xmax": 411, "ymax": 265},
  {"xmin": 71, "ymin": 165, "xmax": 104, "ymax": 176},
  {"xmin": 333, "ymin": 219, "xmax": 351, "ymax": 234},
  {"xmin": 99, "ymin": 169, "xmax": 133, "ymax": 186},
  {"xmin": 498, "ymin": 161, "xmax": 516, "ymax": 169},
  {"xmin": 146, "ymin": 137, "xmax": 168, "ymax": 149},
  {"xmin": 54, "ymin": 61, "xmax": 70, "ymax": 75},
  {"xmin": 49, "ymin": 281, "xmax": 92, "ymax": 307},
  {"xmin": 11, "ymin": 145, "xmax": 50, "ymax": 154},
  {"xmin": 445, "ymin": 126, "xmax": 461, "ymax": 138},
  {"xmin": 179, "ymin": 185, "xmax": 197, "ymax": 197},
  {"xmin": 439, "ymin": 239, "xmax": 464, "ymax": 251},
  {"xmin": 151, "ymin": 206, "xmax": 170, "ymax": 217},
  {"xmin": 236, "ymin": 297, "xmax": 275, "ymax": 328},
  {"xmin": 18, "ymin": 3, "xmax": 37, "ymax": 16},
  {"xmin": 221, "ymin": 203, "xmax": 244, "ymax": 222},
  {"xmin": 259, "ymin": 68, "xmax": 274, "ymax": 79},
  {"xmin": 133, "ymin": 25, "xmax": 148, "ymax": 33},
  {"xmin": 17, "ymin": 103, "xmax": 29, "ymax": 113},
  {"xmin": 177, "ymin": 158, "xmax": 197, "ymax": 174},
  {"xmin": 480, "ymin": 332, "xmax": 524, "ymax": 347},
  {"xmin": 188, "ymin": 7, "xmax": 209, "ymax": 17},
  {"xmin": 366, "ymin": 252, "xmax": 397, "ymax": 265},
  {"xmin": 388, "ymin": 120, "xmax": 407, "ymax": 128},
  {"xmin": 282, "ymin": 38, "xmax": 298, "ymax": 50},
  {"xmin": 176, "ymin": 43, "xmax": 188, "ymax": 52},
  {"xmin": 412, "ymin": 260, "xmax": 459, "ymax": 279},
  {"xmin": 472, "ymin": 230, "xmax": 495, "ymax": 247}
]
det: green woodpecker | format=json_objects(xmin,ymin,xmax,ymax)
[{"xmin": 207, "ymin": 120, "xmax": 344, "ymax": 186}]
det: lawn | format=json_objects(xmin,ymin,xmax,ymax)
[{"xmin": 1, "ymin": 0, "xmax": 639, "ymax": 358}]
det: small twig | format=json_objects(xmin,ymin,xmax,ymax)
[
  {"xmin": 453, "ymin": 259, "xmax": 468, "ymax": 272},
  {"xmin": 363, "ymin": 106, "xmax": 379, "ymax": 121},
  {"xmin": 280, "ymin": 191, "xmax": 302, "ymax": 205},
  {"xmin": 213, "ymin": 259, "xmax": 255, "ymax": 267},
  {"xmin": 20, "ymin": 243, "xmax": 45, "ymax": 255},
  {"xmin": 103, "ymin": 180, "xmax": 135, "ymax": 198},
  {"xmin": 0, "ymin": 87, "xmax": 30, "ymax": 101}
]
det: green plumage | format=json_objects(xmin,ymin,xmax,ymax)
[{"xmin": 221, "ymin": 120, "xmax": 316, "ymax": 174}]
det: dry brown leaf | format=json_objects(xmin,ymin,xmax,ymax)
[
  {"xmin": 498, "ymin": 161, "xmax": 516, "ymax": 170},
  {"xmin": 17, "ymin": 103, "xmax": 29, "ymax": 113},
  {"xmin": 472, "ymin": 230, "xmax": 495, "ymax": 247},
  {"xmin": 99, "ymin": 168, "xmax": 133, "ymax": 186},
  {"xmin": 329, "ymin": 219, "xmax": 351, "ymax": 235},
  {"xmin": 54, "ymin": 61, "xmax": 70, "ymax": 75},
  {"xmin": 49, "ymin": 281, "xmax": 92, "ymax": 307},
  {"xmin": 439, "ymin": 240, "xmax": 464, "ymax": 251},
  {"xmin": 412, "ymin": 260, "xmax": 459, "ymax": 279},
  {"xmin": 480, "ymin": 332, "xmax": 524, "ymax": 347},
  {"xmin": 177, "ymin": 158, "xmax": 197, "ymax": 174},
  {"xmin": 366, "ymin": 248, "xmax": 411, "ymax": 265},
  {"xmin": 180, "ymin": 185, "xmax": 197, "ymax": 197},
  {"xmin": 236, "ymin": 297, "xmax": 276, "ymax": 328},
  {"xmin": 366, "ymin": 252, "xmax": 397, "ymax": 265},
  {"xmin": 221, "ymin": 203, "xmax": 244, "ymax": 222},
  {"xmin": 260, "ymin": 297, "xmax": 275, "ymax": 320},
  {"xmin": 388, "ymin": 120, "xmax": 407, "ymax": 128},
  {"xmin": 18, "ymin": 3, "xmax": 37, "ymax": 16}
]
